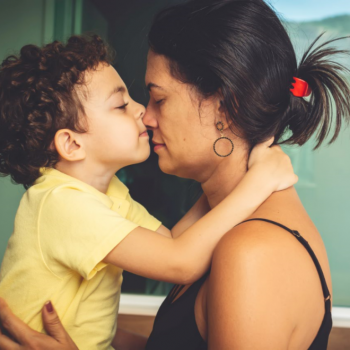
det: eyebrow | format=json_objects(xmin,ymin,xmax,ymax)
[
  {"xmin": 147, "ymin": 82, "xmax": 166, "ymax": 91},
  {"xmin": 106, "ymin": 86, "xmax": 126, "ymax": 101}
]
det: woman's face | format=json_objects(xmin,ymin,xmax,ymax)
[{"xmin": 144, "ymin": 51, "xmax": 239, "ymax": 181}]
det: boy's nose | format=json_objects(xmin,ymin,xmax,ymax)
[
  {"xmin": 143, "ymin": 108, "xmax": 158, "ymax": 129},
  {"xmin": 135, "ymin": 103, "xmax": 146, "ymax": 120}
]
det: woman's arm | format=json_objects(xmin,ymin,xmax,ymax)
[
  {"xmin": 0, "ymin": 298, "xmax": 147, "ymax": 350},
  {"xmin": 0, "ymin": 298, "xmax": 78, "ymax": 350},
  {"xmin": 112, "ymin": 329, "xmax": 147, "ymax": 350},
  {"xmin": 104, "ymin": 142, "xmax": 297, "ymax": 285},
  {"xmin": 207, "ymin": 222, "xmax": 298, "ymax": 349}
]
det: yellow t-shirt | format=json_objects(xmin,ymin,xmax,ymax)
[{"xmin": 0, "ymin": 168, "xmax": 161, "ymax": 349}]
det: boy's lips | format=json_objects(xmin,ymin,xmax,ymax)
[{"xmin": 139, "ymin": 131, "xmax": 149, "ymax": 137}]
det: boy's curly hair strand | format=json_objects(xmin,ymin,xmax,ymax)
[{"xmin": 0, "ymin": 35, "xmax": 113, "ymax": 189}]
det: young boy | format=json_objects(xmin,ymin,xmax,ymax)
[{"xmin": 0, "ymin": 35, "xmax": 295, "ymax": 349}]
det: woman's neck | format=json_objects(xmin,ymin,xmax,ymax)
[
  {"xmin": 201, "ymin": 150, "xmax": 248, "ymax": 209},
  {"xmin": 201, "ymin": 151, "xmax": 303, "ymax": 227}
]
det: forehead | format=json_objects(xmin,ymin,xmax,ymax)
[
  {"xmin": 82, "ymin": 63, "xmax": 126, "ymax": 100},
  {"xmin": 146, "ymin": 51, "xmax": 202, "ymax": 101},
  {"xmin": 145, "ymin": 51, "xmax": 174, "ymax": 87}
]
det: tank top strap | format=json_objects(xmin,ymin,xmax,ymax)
[
  {"xmin": 167, "ymin": 269, "xmax": 211, "ymax": 304},
  {"xmin": 237, "ymin": 218, "xmax": 331, "ymax": 301},
  {"xmin": 168, "ymin": 284, "xmax": 186, "ymax": 301}
]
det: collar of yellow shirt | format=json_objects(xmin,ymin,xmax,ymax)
[{"xmin": 37, "ymin": 167, "xmax": 131, "ymax": 216}]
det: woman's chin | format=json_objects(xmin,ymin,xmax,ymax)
[
  {"xmin": 157, "ymin": 158, "xmax": 191, "ymax": 178},
  {"xmin": 157, "ymin": 156, "xmax": 177, "ymax": 175}
]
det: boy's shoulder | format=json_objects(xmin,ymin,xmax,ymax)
[
  {"xmin": 106, "ymin": 175, "xmax": 130, "ymax": 200},
  {"xmin": 33, "ymin": 168, "xmax": 130, "ymax": 199},
  {"xmin": 29, "ymin": 168, "xmax": 115, "ymax": 210}
]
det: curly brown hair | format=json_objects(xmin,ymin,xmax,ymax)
[{"xmin": 0, "ymin": 34, "xmax": 113, "ymax": 189}]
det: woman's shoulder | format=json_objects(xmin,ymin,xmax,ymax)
[
  {"xmin": 210, "ymin": 217, "xmax": 318, "ymax": 297},
  {"xmin": 207, "ymin": 218, "xmax": 329, "ymax": 348},
  {"xmin": 206, "ymin": 219, "xmax": 307, "ymax": 348},
  {"xmin": 213, "ymin": 218, "xmax": 300, "ymax": 264}
]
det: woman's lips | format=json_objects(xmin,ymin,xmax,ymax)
[
  {"xmin": 139, "ymin": 131, "xmax": 149, "ymax": 138},
  {"xmin": 154, "ymin": 144, "xmax": 165, "ymax": 152},
  {"xmin": 152, "ymin": 140, "xmax": 166, "ymax": 152}
]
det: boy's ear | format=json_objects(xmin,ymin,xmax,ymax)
[{"xmin": 54, "ymin": 129, "xmax": 86, "ymax": 161}]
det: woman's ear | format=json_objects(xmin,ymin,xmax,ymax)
[
  {"xmin": 54, "ymin": 129, "xmax": 86, "ymax": 162},
  {"xmin": 215, "ymin": 101, "xmax": 230, "ymax": 131},
  {"xmin": 213, "ymin": 88, "xmax": 227, "ymax": 121}
]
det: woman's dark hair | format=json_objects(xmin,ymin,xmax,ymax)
[
  {"xmin": 149, "ymin": 0, "xmax": 350, "ymax": 149},
  {"xmin": 0, "ymin": 34, "xmax": 113, "ymax": 188}
]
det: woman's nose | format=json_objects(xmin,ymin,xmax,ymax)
[{"xmin": 143, "ymin": 107, "xmax": 158, "ymax": 129}]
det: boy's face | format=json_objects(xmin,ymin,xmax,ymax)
[{"xmin": 79, "ymin": 63, "xmax": 150, "ymax": 172}]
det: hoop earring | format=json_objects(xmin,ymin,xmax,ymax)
[{"xmin": 213, "ymin": 121, "xmax": 234, "ymax": 157}]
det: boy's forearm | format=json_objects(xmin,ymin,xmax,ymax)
[
  {"xmin": 174, "ymin": 169, "xmax": 273, "ymax": 282},
  {"xmin": 104, "ymin": 170, "xmax": 274, "ymax": 284},
  {"xmin": 170, "ymin": 194, "xmax": 210, "ymax": 238}
]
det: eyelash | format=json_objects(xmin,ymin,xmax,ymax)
[
  {"xmin": 116, "ymin": 103, "xmax": 129, "ymax": 110},
  {"xmin": 155, "ymin": 99, "xmax": 164, "ymax": 105}
]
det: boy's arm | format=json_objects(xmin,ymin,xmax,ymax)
[
  {"xmin": 104, "ymin": 142, "xmax": 296, "ymax": 285},
  {"xmin": 104, "ymin": 166, "xmax": 281, "ymax": 285},
  {"xmin": 155, "ymin": 194, "xmax": 210, "ymax": 239},
  {"xmin": 170, "ymin": 194, "xmax": 210, "ymax": 238}
]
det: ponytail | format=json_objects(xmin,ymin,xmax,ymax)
[{"xmin": 286, "ymin": 33, "xmax": 350, "ymax": 148}]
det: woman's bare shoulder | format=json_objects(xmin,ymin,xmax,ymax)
[
  {"xmin": 206, "ymin": 220, "xmax": 305, "ymax": 348},
  {"xmin": 213, "ymin": 218, "xmax": 299, "ymax": 264},
  {"xmin": 209, "ymin": 218, "xmax": 316, "ymax": 305},
  {"xmin": 207, "ymin": 218, "xmax": 328, "ymax": 348}
]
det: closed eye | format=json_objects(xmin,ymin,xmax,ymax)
[
  {"xmin": 155, "ymin": 99, "xmax": 164, "ymax": 105},
  {"xmin": 115, "ymin": 103, "xmax": 129, "ymax": 110}
]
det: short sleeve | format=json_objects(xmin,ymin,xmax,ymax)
[
  {"xmin": 125, "ymin": 193, "xmax": 161, "ymax": 232},
  {"xmin": 38, "ymin": 187, "xmax": 138, "ymax": 280}
]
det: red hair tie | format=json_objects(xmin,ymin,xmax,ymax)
[{"xmin": 290, "ymin": 77, "xmax": 311, "ymax": 97}]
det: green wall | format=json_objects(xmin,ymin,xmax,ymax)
[
  {"xmin": 283, "ymin": 131, "xmax": 350, "ymax": 306},
  {"xmin": 285, "ymin": 23, "xmax": 350, "ymax": 306},
  {"xmin": 0, "ymin": 0, "xmax": 82, "ymax": 272},
  {"xmin": 0, "ymin": 0, "xmax": 49, "ymax": 273}
]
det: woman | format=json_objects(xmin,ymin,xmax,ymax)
[{"xmin": 1, "ymin": 0, "xmax": 350, "ymax": 349}]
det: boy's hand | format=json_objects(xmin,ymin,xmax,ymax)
[
  {"xmin": 0, "ymin": 298, "xmax": 78, "ymax": 350},
  {"xmin": 248, "ymin": 137, "xmax": 298, "ymax": 192}
]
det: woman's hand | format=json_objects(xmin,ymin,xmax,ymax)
[
  {"xmin": 0, "ymin": 298, "xmax": 78, "ymax": 350},
  {"xmin": 248, "ymin": 137, "xmax": 298, "ymax": 192}
]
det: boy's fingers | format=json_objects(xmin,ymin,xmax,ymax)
[
  {"xmin": 42, "ymin": 301, "xmax": 69, "ymax": 343},
  {"xmin": 264, "ymin": 136, "xmax": 275, "ymax": 147},
  {"xmin": 254, "ymin": 137, "xmax": 275, "ymax": 153},
  {"xmin": 0, "ymin": 298, "xmax": 33, "ymax": 345},
  {"xmin": 294, "ymin": 174, "xmax": 299, "ymax": 184}
]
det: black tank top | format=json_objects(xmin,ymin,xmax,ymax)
[{"xmin": 146, "ymin": 218, "xmax": 332, "ymax": 350}]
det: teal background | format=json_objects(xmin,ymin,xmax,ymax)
[{"xmin": 0, "ymin": 0, "xmax": 349, "ymax": 306}]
